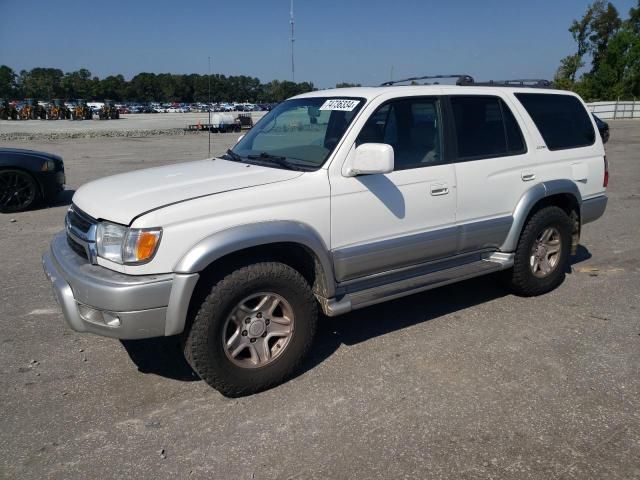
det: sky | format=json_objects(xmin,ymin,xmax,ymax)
[{"xmin": 1, "ymin": 0, "xmax": 638, "ymax": 88}]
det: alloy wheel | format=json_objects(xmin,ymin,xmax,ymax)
[{"xmin": 223, "ymin": 292, "xmax": 295, "ymax": 368}]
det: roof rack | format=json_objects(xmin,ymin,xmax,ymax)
[
  {"xmin": 458, "ymin": 78, "xmax": 553, "ymax": 88},
  {"xmin": 379, "ymin": 75, "xmax": 553, "ymax": 89},
  {"xmin": 380, "ymin": 74, "xmax": 474, "ymax": 86}
]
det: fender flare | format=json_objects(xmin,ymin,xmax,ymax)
[
  {"xmin": 173, "ymin": 220, "xmax": 337, "ymax": 298},
  {"xmin": 501, "ymin": 179, "xmax": 582, "ymax": 252}
]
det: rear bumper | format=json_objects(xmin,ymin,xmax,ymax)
[
  {"xmin": 42, "ymin": 232, "xmax": 198, "ymax": 339},
  {"xmin": 582, "ymin": 194, "xmax": 608, "ymax": 225}
]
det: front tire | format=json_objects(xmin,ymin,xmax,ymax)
[
  {"xmin": 183, "ymin": 262, "xmax": 318, "ymax": 397},
  {"xmin": 503, "ymin": 206, "xmax": 572, "ymax": 296},
  {"xmin": 0, "ymin": 169, "xmax": 39, "ymax": 213}
]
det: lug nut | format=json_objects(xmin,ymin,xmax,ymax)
[
  {"xmin": 241, "ymin": 330, "xmax": 248, "ymax": 336},
  {"xmin": 250, "ymin": 338, "xmax": 256, "ymax": 343},
  {"xmin": 261, "ymin": 332, "xmax": 267, "ymax": 337},
  {"xmin": 245, "ymin": 318, "xmax": 251, "ymax": 324},
  {"xmin": 265, "ymin": 319, "xmax": 270, "ymax": 325},
  {"xmin": 256, "ymin": 312, "xmax": 262, "ymax": 318}
]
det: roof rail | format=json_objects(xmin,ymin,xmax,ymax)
[
  {"xmin": 458, "ymin": 78, "xmax": 553, "ymax": 88},
  {"xmin": 380, "ymin": 74, "xmax": 474, "ymax": 86}
]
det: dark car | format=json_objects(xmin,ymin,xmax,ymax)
[
  {"xmin": 592, "ymin": 113, "xmax": 610, "ymax": 144},
  {"xmin": 0, "ymin": 148, "xmax": 65, "ymax": 213}
]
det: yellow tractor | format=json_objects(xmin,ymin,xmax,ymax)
[
  {"xmin": 98, "ymin": 99, "xmax": 120, "ymax": 120},
  {"xmin": 0, "ymin": 99, "xmax": 18, "ymax": 120},
  {"xmin": 19, "ymin": 98, "xmax": 46, "ymax": 120},
  {"xmin": 46, "ymin": 99, "xmax": 70, "ymax": 120},
  {"xmin": 71, "ymin": 99, "xmax": 93, "ymax": 120}
]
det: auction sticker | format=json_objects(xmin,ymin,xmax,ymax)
[{"xmin": 319, "ymin": 99, "xmax": 360, "ymax": 111}]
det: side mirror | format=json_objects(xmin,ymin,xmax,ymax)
[{"xmin": 344, "ymin": 143, "xmax": 394, "ymax": 177}]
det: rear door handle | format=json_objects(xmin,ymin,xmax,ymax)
[
  {"xmin": 521, "ymin": 172, "xmax": 536, "ymax": 182},
  {"xmin": 430, "ymin": 183, "xmax": 449, "ymax": 196}
]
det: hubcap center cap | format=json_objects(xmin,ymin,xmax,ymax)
[{"xmin": 248, "ymin": 319, "xmax": 266, "ymax": 337}]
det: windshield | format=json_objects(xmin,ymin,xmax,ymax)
[{"xmin": 229, "ymin": 97, "xmax": 365, "ymax": 170}]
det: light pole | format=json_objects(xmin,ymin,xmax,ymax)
[
  {"xmin": 208, "ymin": 56, "xmax": 212, "ymax": 157},
  {"xmin": 290, "ymin": 0, "xmax": 295, "ymax": 83}
]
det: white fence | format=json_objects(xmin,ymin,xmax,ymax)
[{"xmin": 585, "ymin": 100, "xmax": 640, "ymax": 119}]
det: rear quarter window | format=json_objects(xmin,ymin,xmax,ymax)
[{"xmin": 515, "ymin": 93, "xmax": 595, "ymax": 151}]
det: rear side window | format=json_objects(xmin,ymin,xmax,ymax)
[
  {"xmin": 515, "ymin": 93, "xmax": 595, "ymax": 151},
  {"xmin": 450, "ymin": 96, "xmax": 526, "ymax": 160}
]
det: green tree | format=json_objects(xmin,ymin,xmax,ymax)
[
  {"xmin": 20, "ymin": 67, "xmax": 64, "ymax": 99},
  {"xmin": 0, "ymin": 65, "xmax": 17, "ymax": 98}
]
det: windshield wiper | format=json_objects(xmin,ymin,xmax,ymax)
[
  {"xmin": 222, "ymin": 149, "xmax": 244, "ymax": 162},
  {"xmin": 247, "ymin": 152, "xmax": 300, "ymax": 170}
]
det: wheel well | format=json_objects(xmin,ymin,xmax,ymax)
[
  {"xmin": 526, "ymin": 193, "xmax": 581, "ymax": 253},
  {"xmin": 191, "ymin": 241, "xmax": 327, "ymax": 299}
]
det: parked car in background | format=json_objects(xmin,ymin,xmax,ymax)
[
  {"xmin": 0, "ymin": 148, "xmax": 65, "ymax": 213},
  {"xmin": 592, "ymin": 114, "xmax": 610, "ymax": 143}
]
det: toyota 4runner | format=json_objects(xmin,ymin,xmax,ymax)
[{"xmin": 43, "ymin": 76, "xmax": 608, "ymax": 396}]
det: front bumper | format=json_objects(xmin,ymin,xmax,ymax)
[
  {"xmin": 42, "ymin": 232, "xmax": 198, "ymax": 339},
  {"xmin": 39, "ymin": 170, "xmax": 66, "ymax": 201}
]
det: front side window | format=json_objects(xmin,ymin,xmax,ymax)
[
  {"xmin": 450, "ymin": 96, "xmax": 527, "ymax": 160},
  {"xmin": 231, "ymin": 97, "xmax": 364, "ymax": 170},
  {"xmin": 356, "ymin": 97, "xmax": 442, "ymax": 170},
  {"xmin": 515, "ymin": 93, "xmax": 595, "ymax": 151}
]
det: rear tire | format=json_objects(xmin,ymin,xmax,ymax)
[
  {"xmin": 182, "ymin": 262, "xmax": 318, "ymax": 397},
  {"xmin": 503, "ymin": 206, "xmax": 572, "ymax": 296}
]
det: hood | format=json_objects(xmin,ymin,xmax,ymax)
[{"xmin": 72, "ymin": 158, "xmax": 303, "ymax": 225}]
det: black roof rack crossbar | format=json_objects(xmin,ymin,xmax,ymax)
[
  {"xmin": 458, "ymin": 78, "xmax": 552, "ymax": 88},
  {"xmin": 380, "ymin": 74, "xmax": 474, "ymax": 86}
]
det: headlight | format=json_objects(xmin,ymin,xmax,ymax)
[{"xmin": 96, "ymin": 222, "xmax": 162, "ymax": 264}]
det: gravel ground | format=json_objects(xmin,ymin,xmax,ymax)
[
  {"xmin": 0, "ymin": 124, "xmax": 639, "ymax": 479},
  {"xmin": 0, "ymin": 112, "xmax": 265, "ymax": 141}
]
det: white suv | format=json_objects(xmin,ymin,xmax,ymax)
[{"xmin": 43, "ymin": 77, "xmax": 608, "ymax": 396}]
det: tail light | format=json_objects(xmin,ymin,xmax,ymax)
[{"xmin": 603, "ymin": 155, "xmax": 609, "ymax": 188}]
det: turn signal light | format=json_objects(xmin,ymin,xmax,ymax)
[{"xmin": 136, "ymin": 231, "xmax": 160, "ymax": 261}]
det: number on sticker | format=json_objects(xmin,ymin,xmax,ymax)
[{"xmin": 319, "ymin": 99, "xmax": 360, "ymax": 112}]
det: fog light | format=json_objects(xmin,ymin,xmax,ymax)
[
  {"xmin": 77, "ymin": 304, "xmax": 121, "ymax": 327},
  {"xmin": 102, "ymin": 311, "xmax": 121, "ymax": 327}
]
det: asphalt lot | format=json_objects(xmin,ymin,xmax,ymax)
[{"xmin": 1, "ymin": 124, "xmax": 639, "ymax": 479}]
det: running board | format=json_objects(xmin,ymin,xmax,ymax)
[{"xmin": 319, "ymin": 252, "xmax": 513, "ymax": 317}]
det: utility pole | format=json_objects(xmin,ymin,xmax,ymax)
[
  {"xmin": 290, "ymin": 0, "xmax": 295, "ymax": 83},
  {"xmin": 208, "ymin": 56, "xmax": 212, "ymax": 157}
]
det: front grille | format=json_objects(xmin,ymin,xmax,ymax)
[
  {"xmin": 67, "ymin": 235, "xmax": 88, "ymax": 259},
  {"xmin": 65, "ymin": 204, "xmax": 97, "ymax": 262},
  {"xmin": 67, "ymin": 205, "xmax": 94, "ymax": 236}
]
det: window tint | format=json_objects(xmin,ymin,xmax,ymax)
[
  {"xmin": 515, "ymin": 93, "xmax": 595, "ymax": 150},
  {"xmin": 450, "ymin": 96, "xmax": 526, "ymax": 160},
  {"xmin": 356, "ymin": 98, "xmax": 441, "ymax": 170}
]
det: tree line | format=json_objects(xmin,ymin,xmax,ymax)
[
  {"xmin": 555, "ymin": 0, "xmax": 640, "ymax": 100},
  {"xmin": 0, "ymin": 66, "xmax": 317, "ymax": 103}
]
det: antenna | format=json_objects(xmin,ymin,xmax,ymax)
[
  {"xmin": 208, "ymin": 56, "xmax": 212, "ymax": 158},
  {"xmin": 290, "ymin": 0, "xmax": 295, "ymax": 82}
]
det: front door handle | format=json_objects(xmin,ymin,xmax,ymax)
[
  {"xmin": 430, "ymin": 183, "xmax": 449, "ymax": 196},
  {"xmin": 521, "ymin": 172, "xmax": 536, "ymax": 182}
]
